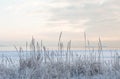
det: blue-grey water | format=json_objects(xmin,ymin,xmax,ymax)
[
  {"xmin": 0, "ymin": 50, "xmax": 119, "ymax": 67},
  {"xmin": 0, "ymin": 50, "xmax": 119, "ymax": 59}
]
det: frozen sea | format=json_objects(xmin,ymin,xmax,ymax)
[{"xmin": 0, "ymin": 50, "xmax": 119, "ymax": 61}]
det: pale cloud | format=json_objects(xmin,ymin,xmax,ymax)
[
  {"xmin": 0, "ymin": 0, "xmax": 120, "ymax": 48},
  {"xmin": 5, "ymin": 1, "xmax": 48, "ymax": 14}
]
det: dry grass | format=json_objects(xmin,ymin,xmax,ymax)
[{"xmin": 0, "ymin": 32, "xmax": 119, "ymax": 79}]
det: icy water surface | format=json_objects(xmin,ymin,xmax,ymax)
[{"xmin": 0, "ymin": 50, "xmax": 119, "ymax": 60}]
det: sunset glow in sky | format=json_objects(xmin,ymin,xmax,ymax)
[{"xmin": 0, "ymin": 0, "xmax": 120, "ymax": 50}]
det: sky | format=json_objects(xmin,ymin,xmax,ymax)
[{"xmin": 0, "ymin": 0, "xmax": 120, "ymax": 50}]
